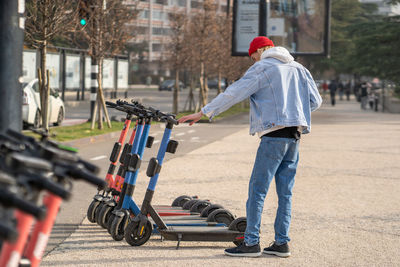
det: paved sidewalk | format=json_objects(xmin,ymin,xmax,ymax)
[{"xmin": 42, "ymin": 99, "xmax": 400, "ymax": 266}]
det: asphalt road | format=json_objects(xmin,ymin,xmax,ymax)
[{"xmin": 63, "ymin": 88, "xmax": 220, "ymax": 122}]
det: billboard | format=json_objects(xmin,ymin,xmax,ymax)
[{"xmin": 232, "ymin": 0, "xmax": 331, "ymax": 56}]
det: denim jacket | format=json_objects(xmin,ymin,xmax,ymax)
[{"xmin": 201, "ymin": 46, "xmax": 322, "ymax": 135}]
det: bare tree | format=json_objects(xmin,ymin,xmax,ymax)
[
  {"xmin": 75, "ymin": 0, "xmax": 137, "ymax": 129},
  {"xmin": 186, "ymin": 0, "xmax": 219, "ymax": 109},
  {"xmin": 25, "ymin": 0, "xmax": 78, "ymax": 131},
  {"xmin": 167, "ymin": 11, "xmax": 188, "ymax": 115}
]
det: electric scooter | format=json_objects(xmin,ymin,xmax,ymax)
[
  {"xmin": 0, "ymin": 130, "xmax": 106, "ymax": 267},
  {"xmin": 123, "ymin": 113, "xmax": 246, "ymax": 249},
  {"xmin": 87, "ymin": 109, "xmax": 135, "ymax": 223}
]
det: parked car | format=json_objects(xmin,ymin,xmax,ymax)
[
  {"xmin": 158, "ymin": 79, "xmax": 184, "ymax": 91},
  {"xmin": 22, "ymin": 79, "xmax": 65, "ymax": 128},
  {"xmin": 207, "ymin": 78, "xmax": 226, "ymax": 90}
]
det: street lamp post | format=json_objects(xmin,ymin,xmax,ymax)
[{"xmin": 0, "ymin": 0, "xmax": 24, "ymax": 133}]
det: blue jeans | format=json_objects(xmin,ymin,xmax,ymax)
[{"xmin": 244, "ymin": 136, "xmax": 299, "ymax": 246}]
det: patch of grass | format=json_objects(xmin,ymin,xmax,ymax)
[{"xmin": 24, "ymin": 121, "xmax": 126, "ymax": 142}]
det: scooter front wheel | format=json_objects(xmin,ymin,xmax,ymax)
[
  {"xmin": 124, "ymin": 220, "xmax": 152, "ymax": 246},
  {"xmin": 97, "ymin": 204, "xmax": 114, "ymax": 229},
  {"xmin": 95, "ymin": 202, "xmax": 107, "ymax": 226},
  {"xmin": 87, "ymin": 200, "xmax": 100, "ymax": 223},
  {"xmin": 110, "ymin": 215, "xmax": 127, "ymax": 241}
]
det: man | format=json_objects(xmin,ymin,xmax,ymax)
[
  {"xmin": 328, "ymin": 79, "xmax": 338, "ymax": 106},
  {"xmin": 178, "ymin": 36, "xmax": 322, "ymax": 258}
]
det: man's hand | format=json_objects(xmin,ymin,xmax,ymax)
[{"xmin": 178, "ymin": 111, "xmax": 204, "ymax": 126}]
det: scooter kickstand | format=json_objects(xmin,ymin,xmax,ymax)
[{"xmin": 176, "ymin": 234, "xmax": 182, "ymax": 250}]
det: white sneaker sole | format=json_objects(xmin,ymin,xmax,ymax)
[
  {"xmin": 224, "ymin": 251, "xmax": 262, "ymax": 258},
  {"xmin": 263, "ymin": 250, "xmax": 291, "ymax": 257}
]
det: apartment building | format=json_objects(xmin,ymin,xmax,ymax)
[{"xmin": 125, "ymin": 0, "xmax": 229, "ymax": 81}]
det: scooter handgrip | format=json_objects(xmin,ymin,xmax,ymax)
[
  {"xmin": 78, "ymin": 159, "xmax": 100, "ymax": 174},
  {"xmin": 68, "ymin": 168, "xmax": 107, "ymax": 190},
  {"xmin": 105, "ymin": 101, "xmax": 117, "ymax": 108},
  {"xmin": 6, "ymin": 128, "xmax": 36, "ymax": 144},
  {"xmin": 0, "ymin": 190, "xmax": 46, "ymax": 220},
  {"xmin": 6, "ymin": 153, "xmax": 53, "ymax": 172},
  {"xmin": 0, "ymin": 222, "xmax": 18, "ymax": 242},
  {"xmin": 40, "ymin": 177, "xmax": 71, "ymax": 200}
]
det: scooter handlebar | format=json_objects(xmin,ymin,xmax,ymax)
[
  {"xmin": 0, "ymin": 189, "xmax": 46, "ymax": 220},
  {"xmin": 105, "ymin": 101, "xmax": 118, "ymax": 108},
  {"xmin": 78, "ymin": 159, "xmax": 100, "ymax": 175},
  {"xmin": 0, "ymin": 222, "xmax": 18, "ymax": 242},
  {"xmin": 67, "ymin": 166, "xmax": 107, "ymax": 190},
  {"xmin": 25, "ymin": 173, "xmax": 71, "ymax": 200},
  {"xmin": 6, "ymin": 153, "xmax": 53, "ymax": 172}
]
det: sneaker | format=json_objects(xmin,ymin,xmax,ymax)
[
  {"xmin": 263, "ymin": 241, "xmax": 291, "ymax": 257},
  {"xmin": 224, "ymin": 243, "xmax": 262, "ymax": 257}
]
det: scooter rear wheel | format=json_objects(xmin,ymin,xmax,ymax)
[
  {"xmin": 124, "ymin": 220, "xmax": 152, "ymax": 246},
  {"xmin": 206, "ymin": 209, "xmax": 235, "ymax": 226},
  {"xmin": 182, "ymin": 199, "xmax": 199, "ymax": 210},
  {"xmin": 171, "ymin": 195, "xmax": 192, "ymax": 207},
  {"xmin": 190, "ymin": 200, "xmax": 211, "ymax": 213},
  {"xmin": 228, "ymin": 217, "xmax": 247, "ymax": 246},
  {"xmin": 87, "ymin": 200, "xmax": 100, "ymax": 223},
  {"xmin": 97, "ymin": 204, "xmax": 114, "ymax": 229},
  {"xmin": 200, "ymin": 204, "xmax": 224, "ymax": 218}
]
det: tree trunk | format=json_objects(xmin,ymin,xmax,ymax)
[
  {"xmin": 39, "ymin": 43, "xmax": 50, "ymax": 131},
  {"xmin": 199, "ymin": 62, "xmax": 206, "ymax": 107},
  {"xmin": 217, "ymin": 71, "xmax": 222, "ymax": 95},
  {"xmin": 173, "ymin": 69, "xmax": 179, "ymax": 114},
  {"xmin": 97, "ymin": 57, "xmax": 112, "ymax": 129}
]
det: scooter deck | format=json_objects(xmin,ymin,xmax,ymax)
[
  {"xmin": 153, "ymin": 215, "xmax": 206, "ymax": 221},
  {"xmin": 158, "ymin": 226, "xmax": 243, "ymax": 242}
]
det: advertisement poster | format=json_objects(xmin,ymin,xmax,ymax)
[{"xmin": 232, "ymin": 0, "xmax": 260, "ymax": 55}]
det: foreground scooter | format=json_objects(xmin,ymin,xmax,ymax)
[{"xmin": 123, "ymin": 113, "xmax": 246, "ymax": 248}]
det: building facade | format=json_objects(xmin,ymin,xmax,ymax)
[{"xmin": 125, "ymin": 0, "xmax": 229, "ymax": 83}]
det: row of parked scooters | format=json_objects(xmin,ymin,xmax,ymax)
[
  {"xmin": 87, "ymin": 100, "xmax": 247, "ymax": 249},
  {"xmin": 0, "ymin": 128, "xmax": 106, "ymax": 267}
]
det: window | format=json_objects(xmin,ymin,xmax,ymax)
[
  {"xmin": 191, "ymin": 0, "xmax": 202, "ymax": 9},
  {"xmin": 136, "ymin": 26, "xmax": 149, "ymax": 34},
  {"xmin": 152, "ymin": 43, "xmax": 163, "ymax": 52},
  {"xmin": 152, "ymin": 10, "xmax": 167, "ymax": 21},
  {"xmin": 152, "ymin": 27, "xmax": 170, "ymax": 35},
  {"xmin": 153, "ymin": 0, "xmax": 168, "ymax": 5},
  {"xmin": 139, "ymin": 10, "xmax": 150, "ymax": 19}
]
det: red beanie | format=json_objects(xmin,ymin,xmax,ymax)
[{"xmin": 248, "ymin": 36, "xmax": 274, "ymax": 56}]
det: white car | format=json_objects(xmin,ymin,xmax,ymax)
[{"xmin": 22, "ymin": 79, "xmax": 65, "ymax": 128}]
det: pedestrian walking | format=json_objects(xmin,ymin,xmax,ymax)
[
  {"xmin": 360, "ymin": 82, "xmax": 368, "ymax": 110},
  {"xmin": 178, "ymin": 36, "xmax": 322, "ymax": 258},
  {"xmin": 345, "ymin": 81, "xmax": 351, "ymax": 101},
  {"xmin": 322, "ymin": 80, "xmax": 329, "ymax": 101},
  {"xmin": 338, "ymin": 81, "xmax": 344, "ymax": 101},
  {"xmin": 328, "ymin": 79, "xmax": 338, "ymax": 106}
]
